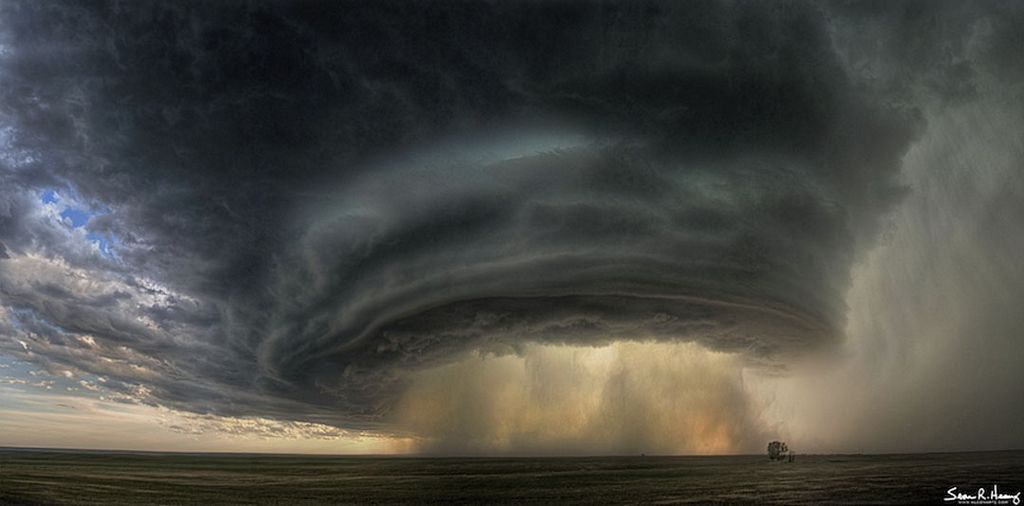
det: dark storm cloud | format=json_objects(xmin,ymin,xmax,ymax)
[{"xmin": 0, "ymin": 1, "xmax": 930, "ymax": 428}]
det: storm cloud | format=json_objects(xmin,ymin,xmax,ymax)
[{"xmin": 0, "ymin": 1, "xmax": 1020, "ymax": 451}]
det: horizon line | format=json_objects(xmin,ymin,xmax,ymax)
[{"xmin": 2, "ymin": 445, "xmax": 1022, "ymax": 459}]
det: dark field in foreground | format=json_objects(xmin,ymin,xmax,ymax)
[{"xmin": 1, "ymin": 448, "xmax": 1022, "ymax": 505}]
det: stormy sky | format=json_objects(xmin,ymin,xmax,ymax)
[{"xmin": 0, "ymin": 1, "xmax": 1022, "ymax": 455}]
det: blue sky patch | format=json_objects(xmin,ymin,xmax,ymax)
[
  {"xmin": 40, "ymin": 187, "xmax": 120, "ymax": 257},
  {"xmin": 86, "ymin": 232, "xmax": 118, "ymax": 258},
  {"xmin": 59, "ymin": 208, "xmax": 92, "ymax": 228}
]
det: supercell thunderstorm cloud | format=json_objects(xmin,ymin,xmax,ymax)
[{"xmin": 0, "ymin": 1, "xmax": 1022, "ymax": 454}]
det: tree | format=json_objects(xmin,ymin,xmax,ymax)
[{"xmin": 767, "ymin": 441, "xmax": 790, "ymax": 461}]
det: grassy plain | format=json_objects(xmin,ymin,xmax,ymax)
[{"xmin": 1, "ymin": 448, "xmax": 1022, "ymax": 505}]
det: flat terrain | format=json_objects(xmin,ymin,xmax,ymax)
[{"xmin": 1, "ymin": 448, "xmax": 1022, "ymax": 505}]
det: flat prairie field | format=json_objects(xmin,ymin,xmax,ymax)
[{"xmin": 1, "ymin": 448, "xmax": 1022, "ymax": 505}]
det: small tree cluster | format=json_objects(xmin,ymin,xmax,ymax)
[{"xmin": 767, "ymin": 441, "xmax": 790, "ymax": 461}]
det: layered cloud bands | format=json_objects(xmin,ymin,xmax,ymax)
[{"xmin": 0, "ymin": 2, "xmax": 922, "ymax": 439}]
